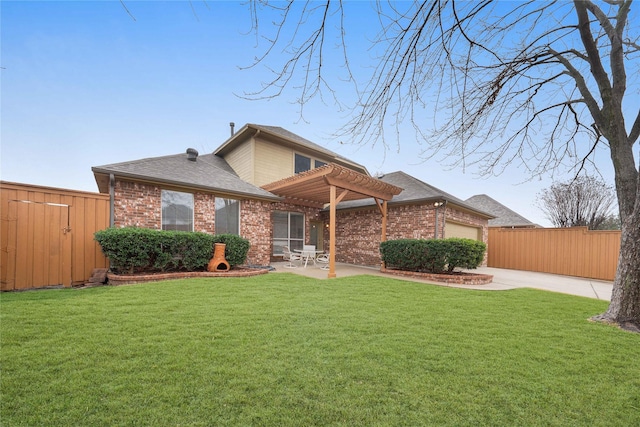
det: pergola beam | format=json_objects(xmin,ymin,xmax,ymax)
[{"xmin": 262, "ymin": 163, "xmax": 403, "ymax": 278}]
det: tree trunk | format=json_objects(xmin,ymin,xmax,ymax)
[
  {"xmin": 593, "ymin": 178, "xmax": 640, "ymax": 332},
  {"xmin": 594, "ymin": 96, "xmax": 639, "ymax": 332}
]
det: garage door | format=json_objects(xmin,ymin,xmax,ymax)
[{"xmin": 444, "ymin": 221, "xmax": 481, "ymax": 240}]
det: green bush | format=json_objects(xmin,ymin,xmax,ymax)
[
  {"xmin": 380, "ymin": 238, "xmax": 486, "ymax": 274},
  {"xmin": 93, "ymin": 227, "xmax": 156, "ymax": 274},
  {"xmin": 94, "ymin": 227, "xmax": 252, "ymax": 274},
  {"xmin": 212, "ymin": 234, "xmax": 250, "ymax": 267},
  {"xmin": 444, "ymin": 238, "xmax": 486, "ymax": 272}
]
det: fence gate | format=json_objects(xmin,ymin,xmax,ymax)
[{"xmin": 1, "ymin": 200, "xmax": 72, "ymax": 290}]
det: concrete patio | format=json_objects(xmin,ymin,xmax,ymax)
[{"xmin": 270, "ymin": 262, "xmax": 613, "ymax": 301}]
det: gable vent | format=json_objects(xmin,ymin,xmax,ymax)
[{"xmin": 186, "ymin": 148, "xmax": 199, "ymax": 161}]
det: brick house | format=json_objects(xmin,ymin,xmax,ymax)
[{"xmin": 92, "ymin": 123, "xmax": 492, "ymax": 276}]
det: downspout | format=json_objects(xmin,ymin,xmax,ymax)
[
  {"xmin": 434, "ymin": 204, "xmax": 438, "ymax": 239},
  {"xmin": 433, "ymin": 200, "xmax": 447, "ymax": 239},
  {"xmin": 109, "ymin": 174, "xmax": 115, "ymax": 227},
  {"xmin": 441, "ymin": 200, "xmax": 447, "ymax": 238}
]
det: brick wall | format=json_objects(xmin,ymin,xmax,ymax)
[
  {"xmin": 114, "ymin": 180, "xmax": 218, "ymax": 233},
  {"xmin": 113, "ymin": 179, "xmax": 488, "ymax": 269},
  {"xmin": 194, "ymin": 193, "xmax": 216, "ymax": 233},
  {"xmin": 326, "ymin": 203, "xmax": 488, "ymax": 267},
  {"xmin": 114, "ymin": 181, "xmax": 161, "ymax": 229},
  {"xmin": 114, "ymin": 179, "xmax": 275, "ymax": 266},
  {"xmin": 241, "ymin": 199, "xmax": 273, "ymax": 266}
]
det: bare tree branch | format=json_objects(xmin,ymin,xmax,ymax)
[{"xmin": 119, "ymin": 0, "xmax": 136, "ymax": 21}]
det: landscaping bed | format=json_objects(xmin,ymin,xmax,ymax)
[
  {"xmin": 107, "ymin": 266, "xmax": 269, "ymax": 285},
  {"xmin": 380, "ymin": 266, "xmax": 493, "ymax": 285}
]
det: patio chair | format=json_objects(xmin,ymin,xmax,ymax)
[
  {"xmin": 316, "ymin": 252, "xmax": 330, "ymax": 270},
  {"xmin": 282, "ymin": 246, "xmax": 302, "ymax": 268}
]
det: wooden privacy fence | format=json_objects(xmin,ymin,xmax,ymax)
[
  {"xmin": 488, "ymin": 227, "xmax": 621, "ymax": 281},
  {"xmin": 1, "ymin": 181, "xmax": 110, "ymax": 290}
]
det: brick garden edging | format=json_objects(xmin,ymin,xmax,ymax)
[
  {"xmin": 380, "ymin": 267, "xmax": 493, "ymax": 285},
  {"xmin": 107, "ymin": 268, "xmax": 269, "ymax": 285}
]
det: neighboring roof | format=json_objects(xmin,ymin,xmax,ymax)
[
  {"xmin": 262, "ymin": 163, "xmax": 403, "ymax": 208},
  {"xmin": 465, "ymin": 194, "xmax": 536, "ymax": 227},
  {"xmin": 337, "ymin": 171, "xmax": 494, "ymax": 218},
  {"xmin": 92, "ymin": 151, "xmax": 281, "ymax": 201},
  {"xmin": 214, "ymin": 124, "xmax": 369, "ymax": 175}
]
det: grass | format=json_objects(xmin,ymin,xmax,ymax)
[{"xmin": 1, "ymin": 273, "xmax": 639, "ymax": 426}]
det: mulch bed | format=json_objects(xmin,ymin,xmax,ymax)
[
  {"xmin": 107, "ymin": 267, "xmax": 270, "ymax": 286},
  {"xmin": 380, "ymin": 267, "xmax": 493, "ymax": 285}
]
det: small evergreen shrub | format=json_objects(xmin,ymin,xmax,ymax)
[
  {"xmin": 94, "ymin": 227, "xmax": 249, "ymax": 274},
  {"xmin": 443, "ymin": 238, "xmax": 486, "ymax": 272},
  {"xmin": 380, "ymin": 238, "xmax": 486, "ymax": 273},
  {"xmin": 211, "ymin": 234, "xmax": 250, "ymax": 267},
  {"xmin": 93, "ymin": 227, "xmax": 157, "ymax": 274}
]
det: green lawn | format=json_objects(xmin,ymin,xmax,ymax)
[{"xmin": 1, "ymin": 273, "xmax": 638, "ymax": 426}]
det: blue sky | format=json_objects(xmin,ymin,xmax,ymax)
[{"xmin": 0, "ymin": 1, "xmax": 626, "ymax": 226}]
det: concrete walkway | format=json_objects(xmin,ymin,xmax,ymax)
[{"xmin": 270, "ymin": 262, "xmax": 613, "ymax": 301}]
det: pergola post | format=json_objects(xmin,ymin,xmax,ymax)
[
  {"xmin": 381, "ymin": 200, "xmax": 388, "ymax": 242},
  {"xmin": 328, "ymin": 185, "xmax": 337, "ymax": 278},
  {"xmin": 380, "ymin": 200, "xmax": 388, "ymax": 270},
  {"xmin": 261, "ymin": 164, "xmax": 403, "ymax": 279}
]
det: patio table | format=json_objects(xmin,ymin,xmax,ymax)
[{"xmin": 294, "ymin": 249, "xmax": 324, "ymax": 268}]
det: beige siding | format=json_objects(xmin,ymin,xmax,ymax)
[
  {"xmin": 445, "ymin": 221, "xmax": 481, "ymax": 240},
  {"xmin": 224, "ymin": 140, "xmax": 254, "ymax": 183},
  {"xmin": 254, "ymin": 139, "xmax": 294, "ymax": 186}
]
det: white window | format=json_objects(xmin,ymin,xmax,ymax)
[
  {"xmin": 162, "ymin": 190, "xmax": 194, "ymax": 231},
  {"xmin": 215, "ymin": 198, "xmax": 240, "ymax": 235},
  {"xmin": 273, "ymin": 211, "xmax": 304, "ymax": 255}
]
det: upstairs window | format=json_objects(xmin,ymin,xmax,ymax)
[
  {"xmin": 161, "ymin": 190, "xmax": 194, "ymax": 231},
  {"xmin": 314, "ymin": 160, "xmax": 327, "ymax": 168},
  {"xmin": 294, "ymin": 153, "xmax": 312, "ymax": 174},
  {"xmin": 215, "ymin": 198, "xmax": 240, "ymax": 235}
]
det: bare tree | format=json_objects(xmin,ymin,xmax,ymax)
[
  {"xmin": 538, "ymin": 176, "xmax": 617, "ymax": 229},
  {"xmin": 244, "ymin": 0, "xmax": 640, "ymax": 331}
]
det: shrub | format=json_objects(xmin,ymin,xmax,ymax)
[
  {"xmin": 378, "ymin": 239, "xmax": 431, "ymax": 272},
  {"xmin": 93, "ymin": 227, "xmax": 156, "ymax": 274},
  {"xmin": 212, "ymin": 234, "xmax": 250, "ymax": 267},
  {"xmin": 94, "ymin": 227, "xmax": 243, "ymax": 274},
  {"xmin": 443, "ymin": 238, "xmax": 486, "ymax": 272},
  {"xmin": 380, "ymin": 238, "xmax": 486, "ymax": 274}
]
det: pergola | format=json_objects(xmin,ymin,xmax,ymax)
[{"xmin": 262, "ymin": 164, "xmax": 403, "ymax": 278}]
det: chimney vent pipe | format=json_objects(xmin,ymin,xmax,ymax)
[{"xmin": 230, "ymin": 122, "xmax": 235, "ymax": 136}]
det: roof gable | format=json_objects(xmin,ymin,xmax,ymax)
[
  {"xmin": 214, "ymin": 123, "xmax": 369, "ymax": 175},
  {"xmin": 465, "ymin": 194, "xmax": 536, "ymax": 227}
]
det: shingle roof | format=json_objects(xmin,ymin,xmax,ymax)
[
  {"xmin": 336, "ymin": 171, "xmax": 494, "ymax": 218},
  {"xmin": 465, "ymin": 194, "xmax": 536, "ymax": 227},
  {"xmin": 92, "ymin": 151, "xmax": 280, "ymax": 201}
]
